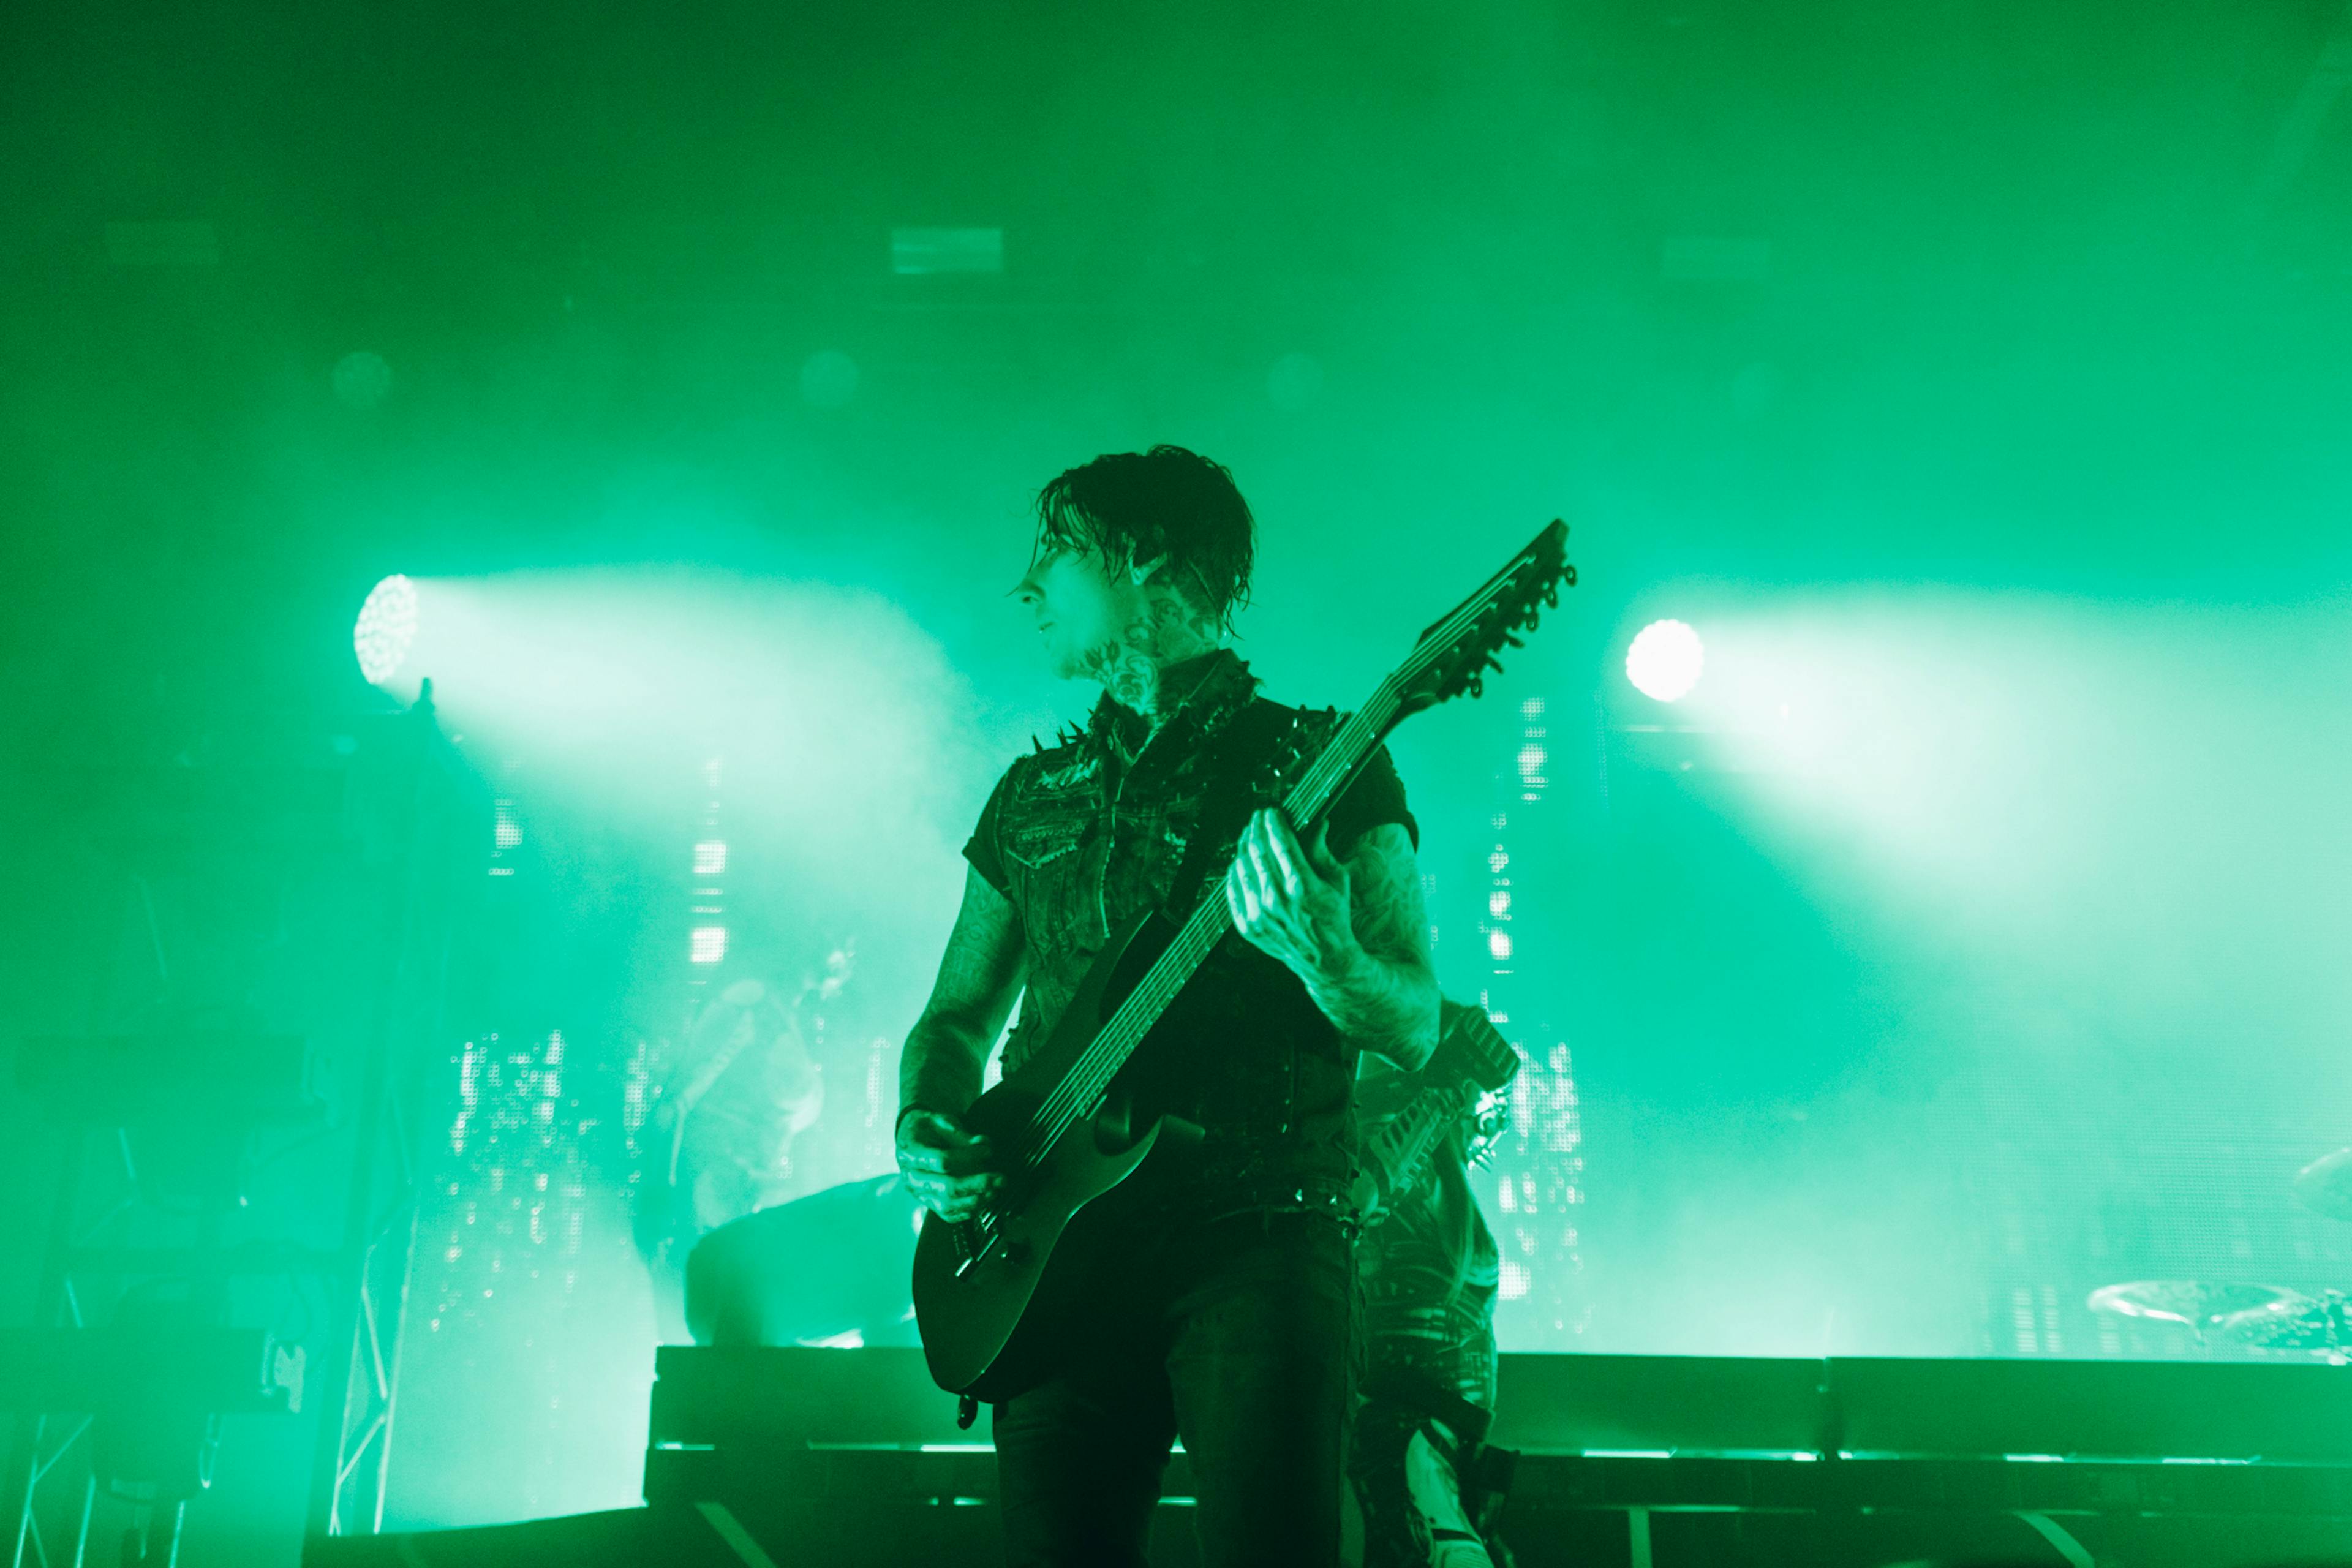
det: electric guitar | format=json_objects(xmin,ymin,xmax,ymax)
[
  {"xmin": 1352, "ymin": 1000, "xmax": 1520, "ymax": 1226},
  {"xmin": 912, "ymin": 521, "xmax": 1577, "ymax": 1400}
]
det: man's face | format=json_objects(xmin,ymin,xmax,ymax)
[{"xmin": 1012, "ymin": 548, "xmax": 1146, "ymax": 680}]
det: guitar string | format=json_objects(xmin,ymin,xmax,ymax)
[
  {"xmin": 1009, "ymin": 621, "xmax": 1511, "ymax": 1186},
  {"xmin": 953, "ymin": 552, "xmax": 1547, "ymax": 1257},
  {"xmin": 1013, "ymin": 612, "xmax": 1480, "ymax": 1156},
  {"xmin": 1014, "ymin": 699, "xmax": 1386, "ymax": 1169},
  {"xmin": 1011, "ymin": 551, "xmax": 1548, "ymax": 1169},
  {"xmin": 1011, "ymin": 673, "xmax": 1409, "ymax": 1167},
  {"xmin": 1009, "ymin": 631, "xmax": 1441, "ymax": 1155},
  {"xmin": 1016, "ymin": 702, "xmax": 1379, "ymax": 1155},
  {"xmin": 1009, "ymin": 555, "xmax": 1539, "ymax": 1171}
]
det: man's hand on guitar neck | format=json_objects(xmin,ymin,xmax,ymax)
[{"xmin": 1224, "ymin": 809, "xmax": 1441, "ymax": 1072}]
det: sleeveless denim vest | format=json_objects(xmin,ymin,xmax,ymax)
[{"xmin": 974, "ymin": 651, "xmax": 1362, "ymax": 1221}]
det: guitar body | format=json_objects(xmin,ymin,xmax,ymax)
[{"xmin": 912, "ymin": 903, "xmax": 1177, "ymax": 1400}]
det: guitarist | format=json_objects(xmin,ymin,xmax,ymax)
[{"xmin": 895, "ymin": 444, "xmax": 1441, "ymax": 1568}]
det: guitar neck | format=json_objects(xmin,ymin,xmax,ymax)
[
  {"xmin": 1041, "ymin": 693, "xmax": 1404, "ymax": 1140},
  {"xmin": 1363, "ymin": 1077, "xmax": 1477, "ymax": 1208},
  {"xmin": 1025, "ymin": 522, "xmax": 1564, "ymax": 1160}
]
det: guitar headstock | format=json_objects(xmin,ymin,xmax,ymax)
[{"xmin": 1390, "ymin": 521, "xmax": 1576, "ymax": 717}]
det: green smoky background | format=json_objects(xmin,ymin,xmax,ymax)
[{"xmin": 3, "ymin": 0, "xmax": 2350, "ymax": 1551}]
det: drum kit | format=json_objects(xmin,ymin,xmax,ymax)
[{"xmin": 2087, "ymin": 1149, "xmax": 2352, "ymax": 1357}]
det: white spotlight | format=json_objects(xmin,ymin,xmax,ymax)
[
  {"xmin": 1626, "ymin": 619, "xmax": 1705, "ymax": 703},
  {"xmin": 355, "ymin": 575, "xmax": 420, "ymax": 685}
]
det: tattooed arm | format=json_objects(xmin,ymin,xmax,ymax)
[
  {"xmin": 1227, "ymin": 814, "xmax": 1441, "ymax": 1071},
  {"xmin": 897, "ymin": 866, "xmax": 1029, "ymax": 1219}
]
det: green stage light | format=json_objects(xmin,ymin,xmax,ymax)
[
  {"xmin": 1626, "ymin": 618, "xmax": 1705, "ymax": 702},
  {"xmin": 355, "ymin": 575, "xmax": 420, "ymax": 685}
]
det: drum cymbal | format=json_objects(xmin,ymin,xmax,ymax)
[
  {"xmin": 2294, "ymin": 1149, "xmax": 2352, "ymax": 1221},
  {"xmin": 2086, "ymin": 1280, "xmax": 2310, "ymax": 1333},
  {"xmin": 2218, "ymin": 1291, "xmax": 2348, "ymax": 1352}
]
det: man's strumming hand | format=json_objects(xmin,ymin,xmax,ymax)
[{"xmin": 897, "ymin": 1108, "xmax": 1001, "ymax": 1222}]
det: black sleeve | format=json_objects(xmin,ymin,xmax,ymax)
[
  {"xmin": 1321, "ymin": 742, "xmax": 1417, "ymax": 861},
  {"xmin": 961, "ymin": 766, "xmax": 1016, "ymax": 898}
]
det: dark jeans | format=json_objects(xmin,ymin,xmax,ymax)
[{"xmin": 992, "ymin": 1210, "xmax": 1354, "ymax": 1568}]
